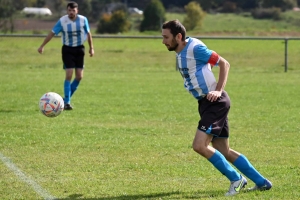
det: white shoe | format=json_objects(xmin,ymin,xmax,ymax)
[{"xmin": 225, "ymin": 176, "xmax": 247, "ymax": 196}]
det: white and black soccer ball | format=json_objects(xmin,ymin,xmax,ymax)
[{"xmin": 39, "ymin": 92, "xmax": 64, "ymax": 117}]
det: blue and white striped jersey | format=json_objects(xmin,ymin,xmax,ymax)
[
  {"xmin": 176, "ymin": 37, "xmax": 220, "ymax": 100},
  {"xmin": 52, "ymin": 15, "xmax": 90, "ymax": 47}
]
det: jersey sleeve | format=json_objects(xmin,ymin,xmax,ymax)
[
  {"xmin": 52, "ymin": 20, "xmax": 62, "ymax": 35},
  {"xmin": 83, "ymin": 17, "xmax": 90, "ymax": 33},
  {"xmin": 193, "ymin": 45, "xmax": 220, "ymax": 66}
]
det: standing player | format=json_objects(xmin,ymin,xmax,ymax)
[
  {"xmin": 161, "ymin": 20, "xmax": 272, "ymax": 196},
  {"xmin": 38, "ymin": 1, "xmax": 94, "ymax": 110}
]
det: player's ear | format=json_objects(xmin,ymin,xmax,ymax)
[{"xmin": 176, "ymin": 33, "xmax": 183, "ymax": 42}]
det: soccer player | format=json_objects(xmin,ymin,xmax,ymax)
[
  {"xmin": 161, "ymin": 20, "xmax": 272, "ymax": 196},
  {"xmin": 38, "ymin": 1, "xmax": 94, "ymax": 110}
]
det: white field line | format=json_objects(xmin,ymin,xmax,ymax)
[{"xmin": 0, "ymin": 152, "xmax": 57, "ymax": 200}]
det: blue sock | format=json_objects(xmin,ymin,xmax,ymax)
[
  {"xmin": 70, "ymin": 79, "xmax": 80, "ymax": 97},
  {"xmin": 64, "ymin": 80, "xmax": 71, "ymax": 104},
  {"xmin": 208, "ymin": 150, "xmax": 241, "ymax": 182},
  {"xmin": 233, "ymin": 154, "xmax": 265, "ymax": 186}
]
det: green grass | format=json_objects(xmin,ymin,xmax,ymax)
[{"xmin": 0, "ymin": 37, "xmax": 300, "ymax": 199}]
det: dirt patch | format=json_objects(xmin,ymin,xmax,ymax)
[
  {"xmin": 13, "ymin": 19, "xmax": 97, "ymax": 32},
  {"xmin": 14, "ymin": 19, "xmax": 56, "ymax": 31}
]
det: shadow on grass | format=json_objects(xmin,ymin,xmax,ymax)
[
  {"xmin": 0, "ymin": 109, "xmax": 16, "ymax": 113},
  {"xmin": 58, "ymin": 189, "xmax": 225, "ymax": 199}
]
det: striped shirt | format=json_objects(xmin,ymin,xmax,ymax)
[
  {"xmin": 176, "ymin": 37, "xmax": 220, "ymax": 100},
  {"xmin": 52, "ymin": 15, "xmax": 90, "ymax": 47}
]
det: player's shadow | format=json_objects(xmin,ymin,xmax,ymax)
[{"xmin": 58, "ymin": 189, "xmax": 225, "ymax": 200}]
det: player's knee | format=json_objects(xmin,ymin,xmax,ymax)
[
  {"xmin": 221, "ymin": 151, "xmax": 230, "ymax": 160},
  {"xmin": 193, "ymin": 143, "xmax": 206, "ymax": 156}
]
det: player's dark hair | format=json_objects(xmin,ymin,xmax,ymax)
[
  {"xmin": 67, "ymin": 1, "xmax": 78, "ymax": 9},
  {"xmin": 162, "ymin": 20, "xmax": 186, "ymax": 41}
]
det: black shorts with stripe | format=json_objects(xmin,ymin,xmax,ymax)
[
  {"xmin": 197, "ymin": 91, "xmax": 230, "ymax": 138},
  {"xmin": 62, "ymin": 45, "xmax": 85, "ymax": 69}
]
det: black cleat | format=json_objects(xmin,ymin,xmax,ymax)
[{"xmin": 64, "ymin": 103, "xmax": 73, "ymax": 110}]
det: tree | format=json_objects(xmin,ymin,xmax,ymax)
[
  {"xmin": 161, "ymin": 0, "xmax": 193, "ymax": 9},
  {"xmin": 51, "ymin": 0, "xmax": 66, "ymax": 16},
  {"xmin": 97, "ymin": 10, "xmax": 130, "ymax": 33},
  {"xmin": 183, "ymin": 1, "xmax": 205, "ymax": 31},
  {"xmin": 234, "ymin": 0, "xmax": 260, "ymax": 10},
  {"xmin": 90, "ymin": 0, "xmax": 107, "ymax": 22},
  {"xmin": 36, "ymin": 0, "xmax": 46, "ymax": 7},
  {"xmin": 0, "ymin": 0, "xmax": 16, "ymax": 33},
  {"xmin": 127, "ymin": 0, "xmax": 151, "ymax": 10},
  {"xmin": 140, "ymin": 0, "xmax": 165, "ymax": 32},
  {"xmin": 73, "ymin": 0, "xmax": 92, "ymax": 19},
  {"xmin": 262, "ymin": 0, "xmax": 297, "ymax": 10},
  {"xmin": 192, "ymin": 0, "xmax": 223, "ymax": 11}
]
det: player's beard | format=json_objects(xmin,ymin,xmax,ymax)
[
  {"xmin": 68, "ymin": 13, "xmax": 76, "ymax": 20},
  {"xmin": 167, "ymin": 38, "xmax": 178, "ymax": 51}
]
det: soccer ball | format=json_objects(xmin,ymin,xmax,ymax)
[{"xmin": 39, "ymin": 92, "xmax": 64, "ymax": 117}]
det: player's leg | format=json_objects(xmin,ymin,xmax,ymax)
[
  {"xmin": 64, "ymin": 68, "xmax": 73, "ymax": 109},
  {"xmin": 212, "ymin": 137, "xmax": 272, "ymax": 191},
  {"xmin": 62, "ymin": 45, "xmax": 76, "ymax": 110},
  {"xmin": 193, "ymin": 129, "xmax": 241, "ymax": 181},
  {"xmin": 70, "ymin": 45, "xmax": 85, "ymax": 97},
  {"xmin": 197, "ymin": 91, "xmax": 247, "ymax": 196},
  {"xmin": 197, "ymin": 92, "xmax": 241, "ymax": 181},
  {"xmin": 71, "ymin": 68, "xmax": 83, "ymax": 97},
  {"xmin": 193, "ymin": 129, "xmax": 246, "ymax": 196}
]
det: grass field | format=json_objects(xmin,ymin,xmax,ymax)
[{"xmin": 0, "ymin": 37, "xmax": 300, "ymax": 200}]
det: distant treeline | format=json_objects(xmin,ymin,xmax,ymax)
[{"xmin": 127, "ymin": 0, "xmax": 300, "ymax": 11}]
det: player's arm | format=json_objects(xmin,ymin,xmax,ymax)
[
  {"xmin": 38, "ymin": 19, "xmax": 61, "ymax": 54},
  {"xmin": 84, "ymin": 17, "xmax": 94, "ymax": 57},
  {"xmin": 194, "ymin": 44, "xmax": 230, "ymax": 101},
  {"xmin": 207, "ymin": 56, "xmax": 230, "ymax": 102},
  {"xmin": 87, "ymin": 31, "xmax": 94, "ymax": 57},
  {"xmin": 38, "ymin": 31, "xmax": 55, "ymax": 54},
  {"xmin": 215, "ymin": 57, "xmax": 230, "ymax": 92}
]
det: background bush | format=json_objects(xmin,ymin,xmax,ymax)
[
  {"xmin": 251, "ymin": 7, "xmax": 282, "ymax": 20},
  {"xmin": 96, "ymin": 10, "xmax": 131, "ymax": 34},
  {"xmin": 140, "ymin": 0, "xmax": 166, "ymax": 32},
  {"xmin": 183, "ymin": 1, "xmax": 205, "ymax": 31}
]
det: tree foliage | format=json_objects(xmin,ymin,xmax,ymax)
[
  {"xmin": 251, "ymin": 7, "xmax": 282, "ymax": 20},
  {"xmin": 160, "ymin": 0, "xmax": 297, "ymax": 11},
  {"xmin": 36, "ymin": 0, "xmax": 46, "ymax": 7},
  {"xmin": 183, "ymin": 1, "xmax": 205, "ymax": 31},
  {"xmin": 262, "ymin": 0, "xmax": 297, "ymax": 10},
  {"xmin": 0, "ymin": 0, "xmax": 16, "ymax": 33},
  {"xmin": 1, "ymin": 0, "xmax": 300, "ymax": 34},
  {"xmin": 72, "ymin": 0, "xmax": 92, "ymax": 18},
  {"xmin": 97, "ymin": 10, "xmax": 130, "ymax": 33},
  {"xmin": 140, "ymin": 0, "xmax": 165, "ymax": 32},
  {"xmin": 52, "ymin": 0, "xmax": 66, "ymax": 15}
]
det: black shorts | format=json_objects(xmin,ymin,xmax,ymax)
[
  {"xmin": 62, "ymin": 45, "xmax": 85, "ymax": 69},
  {"xmin": 197, "ymin": 91, "xmax": 230, "ymax": 138}
]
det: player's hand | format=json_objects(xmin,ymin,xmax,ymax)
[
  {"xmin": 89, "ymin": 48, "xmax": 94, "ymax": 57},
  {"xmin": 37, "ymin": 47, "xmax": 44, "ymax": 54},
  {"xmin": 206, "ymin": 91, "xmax": 222, "ymax": 102}
]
